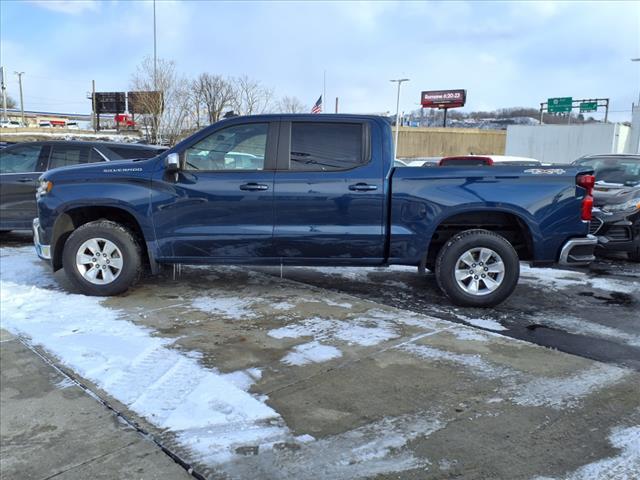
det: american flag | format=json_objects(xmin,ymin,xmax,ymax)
[{"xmin": 311, "ymin": 95, "xmax": 322, "ymax": 114}]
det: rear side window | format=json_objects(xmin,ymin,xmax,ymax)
[
  {"xmin": 290, "ymin": 123, "xmax": 364, "ymax": 171},
  {"xmin": 106, "ymin": 146, "xmax": 161, "ymax": 160},
  {"xmin": 49, "ymin": 145, "xmax": 90, "ymax": 169},
  {"xmin": 0, "ymin": 145, "xmax": 43, "ymax": 173},
  {"xmin": 440, "ymin": 157, "xmax": 490, "ymax": 167}
]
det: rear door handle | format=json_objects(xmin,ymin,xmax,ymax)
[
  {"xmin": 349, "ymin": 183, "xmax": 378, "ymax": 192},
  {"xmin": 239, "ymin": 183, "xmax": 269, "ymax": 191},
  {"xmin": 18, "ymin": 177, "xmax": 34, "ymax": 183}
]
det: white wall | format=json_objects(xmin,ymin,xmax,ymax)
[{"xmin": 505, "ymin": 123, "xmax": 633, "ymax": 164}]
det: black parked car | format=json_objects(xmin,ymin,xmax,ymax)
[
  {"xmin": 0, "ymin": 141, "xmax": 167, "ymax": 232},
  {"xmin": 573, "ymin": 154, "xmax": 640, "ymax": 261}
]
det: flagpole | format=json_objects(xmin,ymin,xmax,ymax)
[{"xmin": 323, "ymin": 70, "xmax": 326, "ymax": 114}]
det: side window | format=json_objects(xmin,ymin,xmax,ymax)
[
  {"xmin": 106, "ymin": 147, "xmax": 161, "ymax": 160},
  {"xmin": 49, "ymin": 146, "xmax": 90, "ymax": 169},
  {"xmin": 0, "ymin": 145, "xmax": 43, "ymax": 173},
  {"xmin": 290, "ymin": 123, "xmax": 364, "ymax": 171},
  {"xmin": 90, "ymin": 148, "xmax": 108, "ymax": 163},
  {"xmin": 185, "ymin": 123, "xmax": 268, "ymax": 171}
]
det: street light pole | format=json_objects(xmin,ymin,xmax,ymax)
[
  {"xmin": 14, "ymin": 71, "xmax": 25, "ymax": 127},
  {"xmin": 390, "ymin": 78, "xmax": 409, "ymax": 160},
  {"xmin": 0, "ymin": 67, "xmax": 7, "ymax": 122}
]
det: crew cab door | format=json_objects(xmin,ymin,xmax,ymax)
[
  {"xmin": 273, "ymin": 119, "xmax": 385, "ymax": 262},
  {"xmin": 0, "ymin": 144, "xmax": 48, "ymax": 229},
  {"xmin": 153, "ymin": 121, "xmax": 278, "ymax": 259}
]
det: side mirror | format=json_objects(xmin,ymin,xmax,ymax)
[{"xmin": 165, "ymin": 153, "xmax": 180, "ymax": 173}]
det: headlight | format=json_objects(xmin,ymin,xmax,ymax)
[
  {"xmin": 36, "ymin": 180, "xmax": 53, "ymax": 197},
  {"xmin": 603, "ymin": 198, "xmax": 640, "ymax": 213}
]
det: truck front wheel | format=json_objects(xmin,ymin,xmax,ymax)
[
  {"xmin": 435, "ymin": 229, "xmax": 519, "ymax": 307},
  {"xmin": 62, "ymin": 220, "xmax": 142, "ymax": 296}
]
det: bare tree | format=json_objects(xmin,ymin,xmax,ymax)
[
  {"xmin": 276, "ymin": 96, "xmax": 307, "ymax": 113},
  {"xmin": 130, "ymin": 56, "xmax": 192, "ymax": 145},
  {"xmin": 193, "ymin": 73, "xmax": 235, "ymax": 124},
  {"xmin": 5, "ymin": 95, "xmax": 16, "ymax": 109},
  {"xmin": 231, "ymin": 75, "xmax": 273, "ymax": 115}
]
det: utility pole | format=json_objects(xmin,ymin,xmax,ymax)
[
  {"xmin": 153, "ymin": 0, "xmax": 157, "ymax": 91},
  {"xmin": 0, "ymin": 67, "xmax": 7, "ymax": 122},
  {"xmin": 335, "ymin": 97, "xmax": 338, "ymax": 114},
  {"xmin": 14, "ymin": 71, "xmax": 25, "ymax": 127},
  {"xmin": 390, "ymin": 78, "xmax": 409, "ymax": 160}
]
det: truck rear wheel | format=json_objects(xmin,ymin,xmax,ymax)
[
  {"xmin": 62, "ymin": 220, "xmax": 142, "ymax": 296},
  {"xmin": 435, "ymin": 229, "xmax": 519, "ymax": 307}
]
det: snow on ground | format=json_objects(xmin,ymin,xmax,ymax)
[
  {"xmin": 529, "ymin": 314, "xmax": 640, "ymax": 348},
  {"xmin": 534, "ymin": 425, "xmax": 640, "ymax": 480},
  {"xmin": 506, "ymin": 363, "xmax": 630, "ymax": 410},
  {"xmin": 0, "ymin": 246, "xmax": 291, "ymax": 465},
  {"xmin": 456, "ymin": 315, "xmax": 507, "ymax": 331},
  {"xmin": 281, "ymin": 341, "xmax": 342, "ymax": 366},
  {"xmin": 520, "ymin": 265, "xmax": 640, "ymax": 294},
  {"xmin": 192, "ymin": 296, "xmax": 258, "ymax": 319},
  {"xmin": 226, "ymin": 411, "xmax": 446, "ymax": 480}
]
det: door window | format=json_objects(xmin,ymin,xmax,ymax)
[
  {"xmin": 290, "ymin": 123, "xmax": 364, "ymax": 171},
  {"xmin": 0, "ymin": 145, "xmax": 43, "ymax": 173},
  {"xmin": 185, "ymin": 123, "xmax": 268, "ymax": 171},
  {"xmin": 49, "ymin": 145, "xmax": 90, "ymax": 169}
]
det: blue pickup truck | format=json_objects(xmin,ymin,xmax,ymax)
[{"xmin": 33, "ymin": 114, "xmax": 597, "ymax": 307}]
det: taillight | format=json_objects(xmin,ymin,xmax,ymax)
[
  {"xmin": 581, "ymin": 195, "xmax": 593, "ymax": 221},
  {"xmin": 577, "ymin": 174, "xmax": 595, "ymax": 193},
  {"xmin": 577, "ymin": 174, "xmax": 595, "ymax": 221}
]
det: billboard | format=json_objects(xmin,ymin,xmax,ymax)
[
  {"xmin": 128, "ymin": 91, "xmax": 163, "ymax": 115},
  {"xmin": 93, "ymin": 92, "xmax": 126, "ymax": 114},
  {"xmin": 421, "ymin": 89, "xmax": 466, "ymax": 109}
]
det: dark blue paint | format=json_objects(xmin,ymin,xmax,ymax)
[{"xmin": 36, "ymin": 114, "xmax": 591, "ymax": 271}]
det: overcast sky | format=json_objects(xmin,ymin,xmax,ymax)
[{"xmin": 1, "ymin": 0, "xmax": 638, "ymax": 121}]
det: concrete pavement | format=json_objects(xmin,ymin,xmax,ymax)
[{"xmin": 0, "ymin": 329, "xmax": 191, "ymax": 480}]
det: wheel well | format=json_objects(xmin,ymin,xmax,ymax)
[
  {"xmin": 51, "ymin": 207, "xmax": 149, "ymax": 271},
  {"xmin": 426, "ymin": 211, "xmax": 533, "ymax": 266}
]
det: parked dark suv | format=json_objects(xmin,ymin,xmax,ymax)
[
  {"xmin": 0, "ymin": 141, "xmax": 166, "ymax": 231},
  {"xmin": 572, "ymin": 154, "xmax": 640, "ymax": 261}
]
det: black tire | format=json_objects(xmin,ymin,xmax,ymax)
[
  {"xmin": 62, "ymin": 220, "xmax": 142, "ymax": 296},
  {"xmin": 435, "ymin": 229, "xmax": 519, "ymax": 307}
]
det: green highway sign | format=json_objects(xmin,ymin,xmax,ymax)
[
  {"xmin": 547, "ymin": 97, "xmax": 572, "ymax": 113},
  {"xmin": 580, "ymin": 101, "xmax": 598, "ymax": 113}
]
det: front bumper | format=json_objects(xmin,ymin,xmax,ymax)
[
  {"xmin": 558, "ymin": 235, "xmax": 597, "ymax": 266},
  {"xmin": 33, "ymin": 218, "xmax": 51, "ymax": 260}
]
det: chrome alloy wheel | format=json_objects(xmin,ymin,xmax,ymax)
[
  {"xmin": 75, "ymin": 238, "xmax": 123, "ymax": 285},
  {"xmin": 454, "ymin": 247, "xmax": 505, "ymax": 296}
]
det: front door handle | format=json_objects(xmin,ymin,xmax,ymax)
[
  {"xmin": 239, "ymin": 183, "xmax": 269, "ymax": 191},
  {"xmin": 349, "ymin": 183, "xmax": 378, "ymax": 192},
  {"xmin": 17, "ymin": 177, "xmax": 34, "ymax": 183}
]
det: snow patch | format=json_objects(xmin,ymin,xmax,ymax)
[
  {"xmin": 507, "ymin": 364, "xmax": 630, "ymax": 409},
  {"xmin": 534, "ymin": 425, "xmax": 640, "ymax": 480},
  {"xmin": 0, "ymin": 247, "xmax": 289, "ymax": 465},
  {"xmin": 520, "ymin": 265, "xmax": 640, "ymax": 294},
  {"xmin": 192, "ymin": 296, "xmax": 257, "ymax": 319},
  {"xmin": 530, "ymin": 314, "xmax": 640, "ymax": 347},
  {"xmin": 462, "ymin": 317, "xmax": 507, "ymax": 331},
  {"xmin": 224, "ymin": 412, "xmax": 445, "ymax": 480},
  {"xmin": 282, "ymin": 341, "xmax": 342, "ymax": 366},
  {"xmin": 268, "ymin": 316, "xmax": 399, "ymax": 348}
]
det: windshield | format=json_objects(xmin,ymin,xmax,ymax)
[{"xmin": 577, "ymin": 157, "xmax": 640, "ymax": 186}]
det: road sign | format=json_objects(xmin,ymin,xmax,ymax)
[
  {"xmin": 128, "ymin": 91, "xmax": 163, "ymax": 115},
  {"xmin": 580, "ymin": 101, "xmax": 598, "ymax": 113},
  {"xmin": 94, "ymin": 92, "xmax": 126, "ymax": 114},
  {"xmin": 421, "ymin": 89, "xmax": 466, "ymax": 109},
  {"xmin": 547, "ymin": 97, "xmax": 572, "ymax": 113}
]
